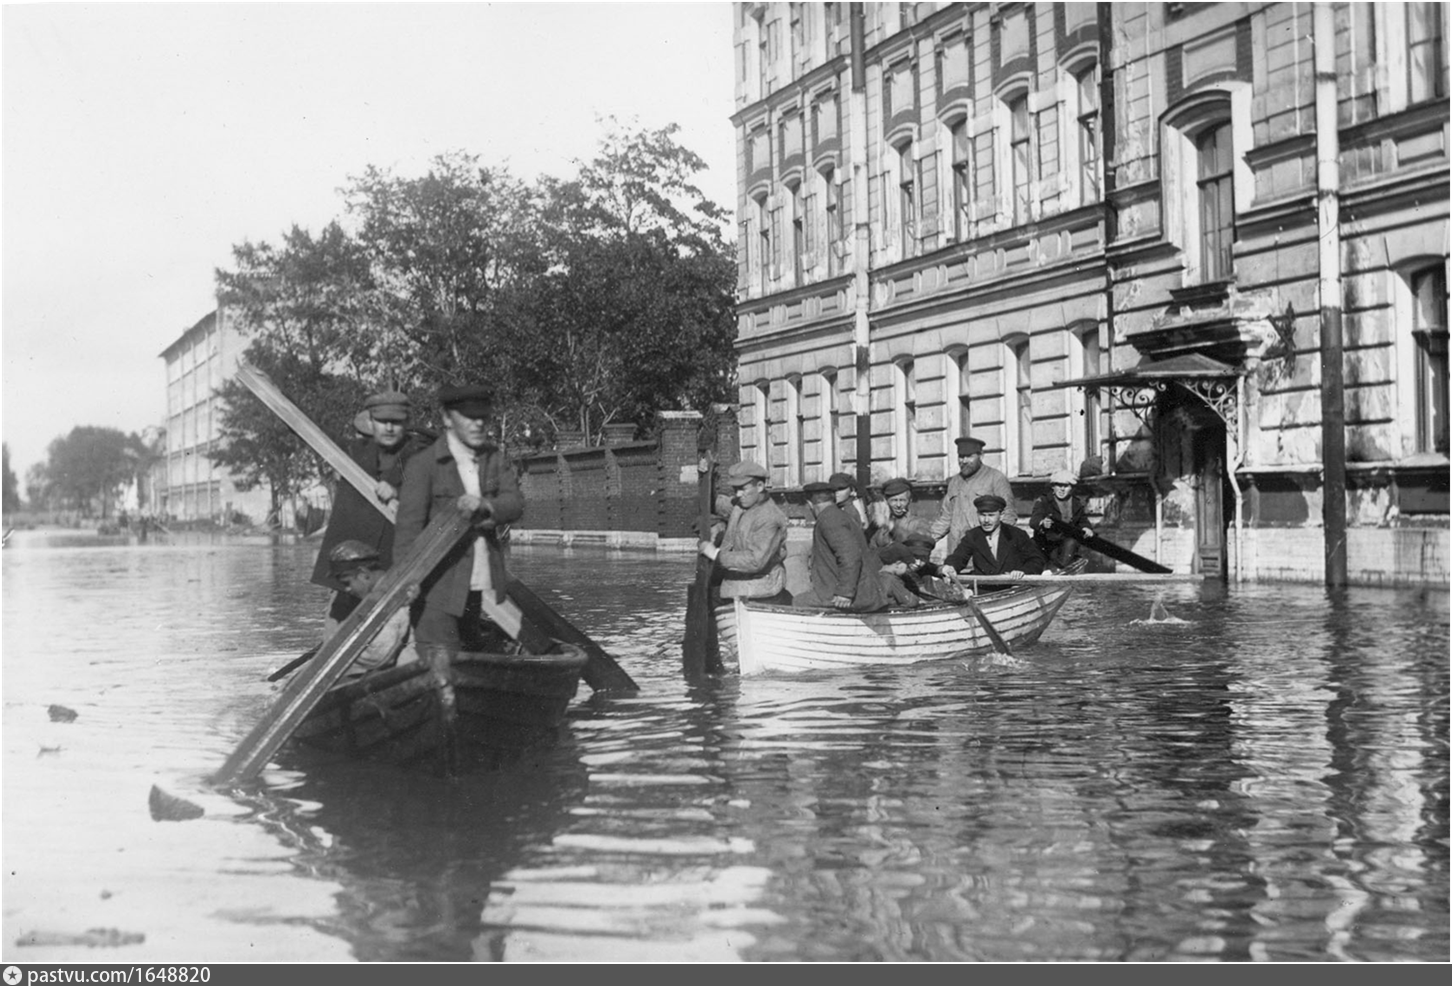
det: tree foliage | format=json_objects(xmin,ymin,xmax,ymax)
[
  {"xmin": 39, "ymin": 426, "xmax": 136, "ymax": 517},
  {"xmin": 213, "ymin": 121, "xmax": 737, "ymax": 466},
  {"xmin": 2, "ymin": 443, "xmax": 20, "ymax": 512}
]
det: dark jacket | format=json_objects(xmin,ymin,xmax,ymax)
[
  {"xmin": 945, "ymin": 522, "xmax": 1048, "ymax": 580},
  {"xmin": 394, "ymin": 434, "xmax": 524, "ymax": 618},
  {"xmin": 310, "ymin": 433, "xmax": 431, "ymax": 594},
  {"xmin": 1029, "ymin": 492, "xmax": 1092, "ymax": 565},
  {"xmin": 800, "ymin": 502, "xmax": 887, "ymax": 612}
]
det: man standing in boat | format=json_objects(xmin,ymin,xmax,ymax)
[
  {"xmin": 940, "ymin": 494, "xmax": 1046, "ymax": 589},
  {"xmin": 394, "ymin": 384, "xmax": 524, "ymax": 653},
  {"xmin": 928, "ymin": 436, "xmax": 1017, "ymax": 553},
  {"xmin": 698, "ymin": 459, "xmax": 792, "ymax": 606},
  {"xmin": 311, "ymin": 390, "xmax": 431, "ymax": 626},
  {"xmin": 795, "ymin": 481, "xmax": 887, "ymax": 612}
]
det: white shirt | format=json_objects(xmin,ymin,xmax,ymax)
[{"xmin": 445, "ymin": 430, "xmax": 492, "ymax": 593}]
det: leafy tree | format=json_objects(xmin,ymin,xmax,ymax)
[
  {"xmin": 24, "ymin": 463, "xmax": 51, "ymax": 511},
  {"xmin": 2, "ymin": 443, "xmax": 21, "ymax": 512},
  {"xmin": 43, "ymin": 426, "xmax": 135, "ymax": 517}
]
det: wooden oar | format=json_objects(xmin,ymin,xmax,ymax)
[
  {"xmin": 966, "ymin": 572, "xmax": 1200, "ymax": 585},
  {"xmin": 1045, "ymin": 517, "xmax": 1171, "ymax": 574},
  {"xmin": 505, "ymin": 580, "xmax": 638, "ymax": 693},
  {"xmin": 949, "ymin": 572, "xmax": 1012, "ymax": 656},
  {"xmin": 681, "ymin": 449, "xmax": 718, "ymax": 679},
  {"xmin": 265, "ymin": 645, "xmax": 320, "ymax": 682},
  {"xmin": 234, "ymin": 361, "xmax": 637, "ymax": 692},
  {"xmin": 213, "ymin": 510, "xmax": 470, "ymax": 787}
]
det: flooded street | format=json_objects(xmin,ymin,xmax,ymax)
[{"xmin": 2, "ymin": 531, "xmax": 1447, "ymax": 962}]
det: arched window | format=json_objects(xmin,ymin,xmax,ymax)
[
  {"xmin": 1196, "ymin": 123, "xmax": 1235, "ymax": 282},
  {"xmin": 1004, "ymin": 338, "xmax": 1033, "ymax": 476},
  {"xmin": 785, "ymin": 375, "xmax": 805, "ymax": 486},
  {"xmin": 1068, "ymin": 324, "xmax": 1103, "ymax": 466},
  {"xmin": 949, "ymin": 119, "xmax": 971, "ymax": 241},
  {"xmin": 753, "ymin": 193, "xmax": 772, "ymax": 287},
  {"xmin": 788, "ymin": 180, "xmax": 806, "ymax": 285},
  {"xmin": 1074, "ymin": 63, "xmax": 1101, "ymax": 205},
  {"xmin": 1009, "ymin": 94, "xmax": 1032, "ymax": 225},
  {"xmin": 893, "ymin": 358, "xmax": 918, "ymax": 477},
  {"xmin": 896, "ymin": 141, "xmax": 917, "ymax": 253}
]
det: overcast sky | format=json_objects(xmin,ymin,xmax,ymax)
[{"xmin": 1, "ymin": 2, "xmax": 737, "ymax": 481}]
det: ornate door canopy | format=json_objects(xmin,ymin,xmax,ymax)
[{"xmin": 1060, "ymin": 352, "xmax": 1244, "ymax": 430}]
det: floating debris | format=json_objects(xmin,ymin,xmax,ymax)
[
  {"xmin": 15, "ymin": 927, "xmax": 145, "ymax": 948},
  {"xmin": 148, "ymin": 785, "xmax": 204, "ymax": 822},
  {"xmin": 47, "ymin": 704, "xmax": 78, "ymax": 723}
]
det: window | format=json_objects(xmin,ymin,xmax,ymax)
[
  {"xmin": 884, "ymin": 60, "xmax": 912, "ymax": 121},
  {"xmin": 780, "ymin": 114, "xmax": 804, "ymax": 161},
  {"xmin": 1411, "ymin": 265, "xmax": 1449, "ymax": 454},
  {"xmin": 1076, "ymin": 65, "xmax": 1101, "ymax": 204},
  {"xmin": 950, "ymin": 120, "xmax": 972, "ymax": 240},
  {"xmin": 786, "ymin": 375, "xmax": 805, "ymax": 486},
  {"xmin": 1408, "ymin": 3, "xmax": 1446, "ymax": 104},
  {"xmin": 790, "ymin": 3, "xmax": 804, "ymax": 68},
  {"xmin": 1196, "ymin": 123, "xmax": 1235, "ymax": 282},
  {"xmin": 757, "ymin": 12, "xmax": 770, "ymax": 97},
  {"xmin": 1006, "ymin": 339, "xmax": 1033, "ymax": 475},
  {"xmin": 973, "ymin": 130, "xmax": 996, "ymax": 221},
  {"xmin": 747, "ymin": 128, "xmax": 770, "ymax": 174},
  {"xmin": 822, "ymin": 167, "xmax": 842, "ymax": 275},
  {"xmin": 937, "ymin": 33, "xmax": 969, "ymax": 93},
  {"xmin": 894, "ymin": 359, "xmax": 918, "ymax": 477},
  {"xmin": 812, "ymin": 92, "xmax": 838, "ymax": 146},
  {"xmin": 820, "ymin": 369, "xmax": 839, "ymax": 478},
  {"xmin": 1010, "ymin": 95, "xmax": 1033, "ymax": 225},
  {"xmin": 897, "ymin": 143, "xmax": 917, "ymax": 249},
  {"xmin": 948, "ymin": 348, "xmax": 973, "ymax": 461},
  {"xmin": 769, "ymin": 202, "xmax": 784, "ymax": 282},
  {"xmin": 790, "ymin": 181, "xmax": 806, "ymax": 284},
  {"xmin": 1069, "ymin": 325, "xmax": 1102, "ymax": 464},
  {"xmin": 754, "ymin": 194, "xmax": 771, "ymax": 284},
  {"xmin": 754, "ymin": 382, "xmax": 772, "ymax": 469}
]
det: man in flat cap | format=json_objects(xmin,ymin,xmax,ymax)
[
  {"xmin": 941, "ymin": 493, "xmax": 1046, "ymax": 589},
  {"xmin": 928, "ymin": 436, "xmax": 1017, "ymax": 552},
  {"xmin": 311, "ymin": 389, "xmax": 431, "ymax": 625},
  {"xmin": 875, "ymin": 530, "xmax": 945, "ymax": 607},
  {"xmin": 1030, "ymin": 468, "xmax": 1095, "ymax": 566},
  {"xmin": 795, "ymin": 481, "xmax": 887, "ymax": 612},
  {"xmin": 395, "ymin": 384, "xmax": 524, "ymax": 655},
  {"xmin": 316, "ymin": 539, "xmax": 419, "ymax": 683},
  {"xmin": 867, "ymin": 477, "xmax": 932, "ymax": 553},
  {"xmin": 698, "ymin": 459, "xmax": 791, "ymax": 605},
  {"xmin": 827, "ymin": 471, "xmax": 867, "ymax": 530}
]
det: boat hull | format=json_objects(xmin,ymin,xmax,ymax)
[
  {"xmin": 716, "ymin": 560, "xmax": 1084, "ymax": 675},
  {"xmin": 290, "ymin": 644, "xmax": 587, "ymax": 773}
]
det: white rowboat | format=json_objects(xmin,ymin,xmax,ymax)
[{"xmin": 716, "ymin": 559, "xmax": 1086, "ymax": 676}]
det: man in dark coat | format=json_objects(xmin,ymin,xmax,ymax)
[
  {"xmin": 394, "ymin": 384, "xmax": 524, "ymax": 651},
  {"xmin": 311, "ymin": 390, "xmax": 430, "ymax": 623},
  {"xmin": 941, "ymin": 494, "xmax": 1047, "ymax": 590},
  {"xmin": 1030, "ymin": 468, "xmax": 1095, "ymax": 567},
  {"xmin": 794, "ymin": 481, "xmax": 887, "ymax": 612}
]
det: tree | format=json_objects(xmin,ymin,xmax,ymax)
[
  {"xmin": 43, "ymin": 426, "xmax": 135, "ymax": 517},
  {"xmin": 2, "ymin": 443, "xmax": 21, "ymax": 512},
  {"xmin": 24, "ymin": 463, "xmax": 51, "ymax": 511}
]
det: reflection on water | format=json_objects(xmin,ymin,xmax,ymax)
[{"xmin": 2, "ymin": 532, "xmax": 1447, "ymax": 962}]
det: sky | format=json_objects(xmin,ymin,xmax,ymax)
[{"xmin": 0, "ymin": 1, "xmax": 738, "ymax": 482}]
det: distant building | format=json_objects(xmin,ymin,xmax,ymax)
[
  {"xmin": 730, "ymin": 2, "xmax": 1447, "ymax": 585},
  {"xmin": 156, "ymin": 307, "xmax": 275, "ymax": 526}
]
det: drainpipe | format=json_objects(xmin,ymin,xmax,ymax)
[
  {"xmin": 1314, "ymin": 2, "xmax": 1348, "ymax": 587},
  {"xmin": 850, "ymin": 3, "xmax": 872, "ymax": 493},
  {"xmin": 1230, "ymin": 377, "xmax": 1246, "ymax": 583}
]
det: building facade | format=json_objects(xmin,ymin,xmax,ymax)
[
  {"xmin": 730, "ymin": 2, "xmax": 1448, "ymax": 585},
  {"xmin": 156, "ymin": 307, "xmax": 276, "ymax": 525}
]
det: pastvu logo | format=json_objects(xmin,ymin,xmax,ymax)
[{"xmin": 3, "ymin": 966, "xmax": 22, "ymax": 985}]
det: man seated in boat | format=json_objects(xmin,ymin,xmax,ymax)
[
  {"xmin": 875, "ymin": 532, "xmax": 943, "ymax": 607},
  {"xmin": 867, "ymin": 477, "xmax": 933, "ymax": 553},
  {"xmin": 794, "ymin": 481, "xmax": 887, "ymax": 612},
  {"xmin": 322, "ymin": 539, "xmax": 418, "ymax": 683},
  {"xmin": 310, "ymin": 390, "xmax": 431, "ymax": 628},
  {"xmin": 698, "ymin": 459, "xmax": 792, "ymax": 606},
  {"xmin": 1030, "ymin": 468, "xmax": 1095, "ymax": 567},
  {"xmin": 939, "ymin": 494, "xmax": 1047, "ymax": 592},
  {"xmin": 395, "ymin": 383, "xmax": 523, "ymax": 658},
  {"xmin": 828, "ymin": 472, "xmax": 867, "ymax": 529}
]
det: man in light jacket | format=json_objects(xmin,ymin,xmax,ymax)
[{"xmin": 698, "ymin": 459, "xmax": 791, "ymax": 605}]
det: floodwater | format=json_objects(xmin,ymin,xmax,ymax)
[{"xmin": 1, "ymin": 529, "xmax": 1447, "ymax": 963}]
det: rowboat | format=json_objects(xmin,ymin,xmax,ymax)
[
  {"xmin": 715, "ymin": 559, "xmax": 1086, "ymax": 676},
  {"xmin": 288, "ymin": 643, "xmax": 589, "ymax": 774}
]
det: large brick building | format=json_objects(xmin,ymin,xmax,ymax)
[{"xmin": 730, "ymin": 2, "xmax": 1448, "ymax": 585}]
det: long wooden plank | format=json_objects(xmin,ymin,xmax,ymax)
[
  {"xmin": 964, "ymin": 572, "xmax": 1202, "ymax": 585},
  {"xmin": 1045, "ymin": 517, "xmax": 1172, "ymax": 573},
  {"xmin": 233, "ymin": 360, "xmax": 634, "ymax": 690},
  {"xmin": 212, "ymin": 510, "xmax": 470, "ymax": 787},
  {"xmin": 505, "ymin": 581, "xmax": 639, "ymax": 693}
]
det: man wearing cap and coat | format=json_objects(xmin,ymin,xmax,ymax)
[
  {"xmin": 867, "ymin": 477, "xmax": 932, "ymax": 552},
  {"xmin": 311, "ymin": 391, "xmax": 431, "ymax": 623},
  {"xmin": 318, "ymin": 539, "xmax": 419, "ymax": 683},
  {"xmin": 828, "ymin": 472, "xmax": 867, "ymax": 529},
  {"xmin": 928, "ymin": 436, "xmax": 1017, "ymax": 552},
  {"xmin": 941, "ymin": 494, "xmax": 1046, "ymax": 589},
  {"xmin": 1030, "ymin": 468, "xmax": 1095, "ymax": 567},
  {"xmin": 395, "ymin": 384, "xmax": 524, "ymax": 651},
  {"xmin": 699, "ymin": 460, "xmax": 791, "ymax": 605},
  {"xmin": 795, "ymin": 481, "xmax": 887, "ymax": 612}
]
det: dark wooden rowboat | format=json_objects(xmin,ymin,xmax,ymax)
[{"xmin": 290, "ymin": 643, "xmax": 588, "ymax": 774}]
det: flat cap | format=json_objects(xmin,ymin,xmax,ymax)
[
  {"xmin": 881, "ymin": 477, "xmax": 913, "ymax": 497},
  {"xmin": 364, "ymin": 391, "xmax": 411, "ymax": 422},
  {"xmin": 1049, "ymin": 468, "xmax": 1078, "ymax": 486},
  {"xmin": 726, "ymin": 460, "xmax": 768, "ymax": 486},
  {"xmin": 803, "ymin": 480, "xmax": 835, "ymax": 496},
  {"xmin": 352, "ymin": 410, "xmax": 375, "ymax": 437},
  {"xmin": 903, "ymin": 532, "xmax": 937, "ymax": 551},
  {"xmin": 955, "ymin": 436, "xmax": 986, "ymax": 454},
  {"xmin": 827, "ymin": 472, "xmax": 858, "ymax": 493},
  {"xmin": 973, "ymin": 494, "xmax": 1008, "ymax": 512},
  {"xmin": 438, "ymin": 384, "xmax": 493, "ymax": 416},
  {"xmin": 328, "ymin": 538, "xmax": 380, "ymax": 575}
]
